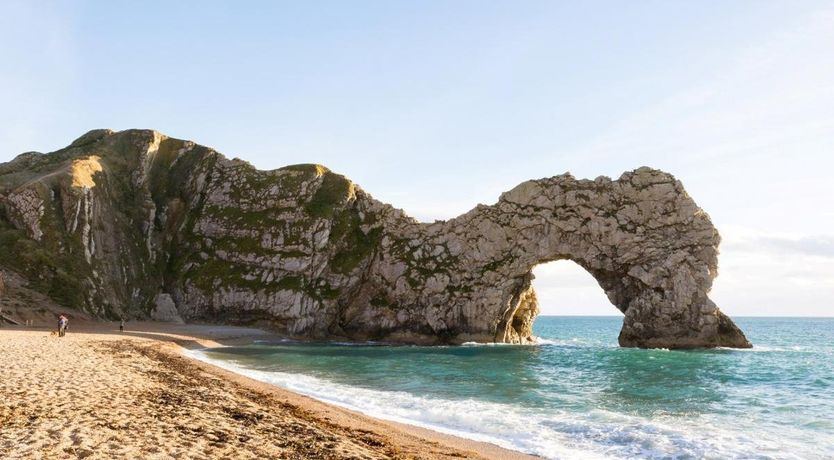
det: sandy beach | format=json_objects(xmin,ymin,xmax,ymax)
[{"xmin": 0, "ymin": 321, "xmax": 536, "ymax": 460}]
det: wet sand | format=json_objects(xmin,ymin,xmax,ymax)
[{"xmin": 0, "ymin": 322, "xmax": 536, "ymax": 459}]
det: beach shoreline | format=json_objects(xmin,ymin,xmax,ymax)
[{"xmin": 0, "ymin": 321, "xmax": 537, "ymax": 459}]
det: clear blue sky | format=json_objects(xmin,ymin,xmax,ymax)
[{"xmin": 2, "ymin": 1, "xmax": 833, "ymax": 316}]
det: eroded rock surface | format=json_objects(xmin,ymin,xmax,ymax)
[{"xmin": 0, "ymin": 129, "xmax": 751, "ymax": 348}]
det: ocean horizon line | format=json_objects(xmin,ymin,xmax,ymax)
[{"xmin": 537, "ymin": 314, "xmax": 834, "ymax": 318}]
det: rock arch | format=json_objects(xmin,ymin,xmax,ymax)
[{"xmin": 360, "ymin": 167, "xmax": 750, "ymax": 348}]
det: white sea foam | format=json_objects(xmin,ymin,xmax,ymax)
[
  {"xmin": 458, "ymin": 337, "xmax": 585, "ymax": 346},
  {"xmin": 328, "ymin": 340, "xmax": 384, "ymax": 346},
  {"xmin": 716, "ymin": 345, "xmax": 813, "ymax": 353},
  {"xmin": 184, "ymin": 349, "xmax": 779, "ymax": 460},
  {"xmin": 460, "ymin": 341, "xmax": 519, "ymax": 347},
  {"xmin": 253, "ymin": 338, "xmax": 297, "ymax": 344}
]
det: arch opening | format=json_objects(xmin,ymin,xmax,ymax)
[
  {"xmin": 530, "ymin": 260, "xmax": 623, "ymax": 317},
  {"xmin": 498, "ymin": 259, "xmax": 625, "ymax": 344}
]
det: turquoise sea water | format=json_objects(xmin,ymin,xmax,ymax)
[{"xmin": 190, "ymin": 317, "xmax": 834, "ymax": 459}]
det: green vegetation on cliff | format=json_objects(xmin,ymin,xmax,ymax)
[
  {"xmin": 305, "ymin": 171, "xmax": 354, "ymax": 218},
  {"xmin": 0, "ymin": 197, "xmax": 88, "ymax": 310}
]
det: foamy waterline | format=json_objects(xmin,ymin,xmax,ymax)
[
  {"xmin": 185, "ymin": 348, "xmax": 570, "ymax": 457},
  {"xmin": 183, "ymin": 347, "xmax": 774, "ymax": 460}
]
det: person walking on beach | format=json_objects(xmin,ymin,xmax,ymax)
[
  {"xmin": 58, "ymin": 315, "xmax": 68, "ymax": 337},
  {"xmin": 119, "ymin": 318, "xmax": 125, "ymax": 332}
]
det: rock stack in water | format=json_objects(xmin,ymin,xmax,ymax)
[{"xmin": 0, "ymin": 129, "xmax": 751, "ymax": 348}]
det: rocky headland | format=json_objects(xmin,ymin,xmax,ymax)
[{"xmin": 0, "ymin": 129, "xmax": 750, "ymax": 348}]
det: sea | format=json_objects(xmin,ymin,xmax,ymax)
[{"xmin": 186, "ymin": 317, "xmax": 834, "ymax": 459}]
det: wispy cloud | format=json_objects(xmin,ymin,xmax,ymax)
[
  {"xmin": 711, "ymin": 226, "xmax": 834, "ymax": 315},
  {"xmin": 723, "ymin": 232, "xmax": 834, "ymax": 259},
  {"xmin": 557, "ymin": 5, "xmax": 834, "ymax": 180}
]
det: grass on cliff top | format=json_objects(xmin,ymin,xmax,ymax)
[
  {"xmin": 280, "ymin": 163, "xmax": 330, "ymax": 175},
  {"xmin": 147, "ymin": 137, "xmax": 188, "ymax": 205},
  {"xmin": 305, "ymin": 172, "xmax": 354, "ymax": 218}
]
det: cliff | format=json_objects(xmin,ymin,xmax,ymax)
[{"xmin": 0, "ymin": 129, "xmax": 750, "ymax": 348}]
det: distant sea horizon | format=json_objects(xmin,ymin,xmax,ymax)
[
  {"xmin": 537, "ymin": 314, "xmax": 834, "ymax": 318},
  {"xmin": 190, "ymin": 316, "xmax": 834, "ymax": 459}
]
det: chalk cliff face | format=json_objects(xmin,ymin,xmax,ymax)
[{"xmin": 0, "ymin": 129, "xmax": 750, "ymax": 348}]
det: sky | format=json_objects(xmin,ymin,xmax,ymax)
[{"xmin": 1, "ymin": 0, "xmax": 833, "ymax": 316}]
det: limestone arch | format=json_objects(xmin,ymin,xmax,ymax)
[{"xmin": 477, "ymin": 168, "xmax": 751, "ymax": 348}]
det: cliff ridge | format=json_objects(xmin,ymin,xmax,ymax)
[{"xmin": 0, "ymin": 129, "xmax": 751, "ymax": 348}]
